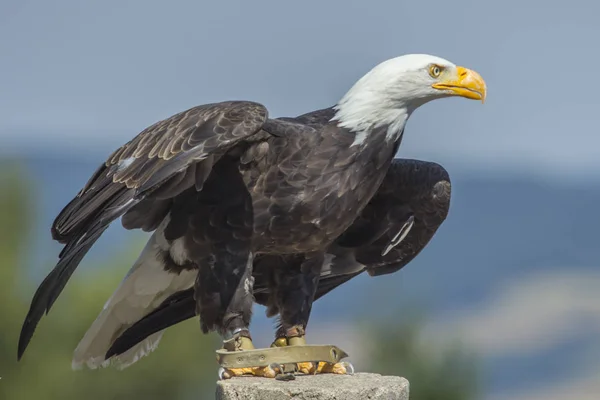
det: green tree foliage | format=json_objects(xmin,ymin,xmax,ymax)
[
  {"xmin": 0, "ymin": 163, "xmax": 220, "ymax": 399},
  {"xmin": 364, "ymin": 313, "xmax": 481, "ymax": 400}
]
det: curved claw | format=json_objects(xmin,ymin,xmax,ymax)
[
  {"xmin": 296, "ymin": 361, "xmax": 316, "ymax": 374},
  {"xmin": 218, "ymin": 367, "xmax": 230, "ymax": 380},
  {"xmin": 340, "ymin": 361, "xmax": 355, "ymax": 375},
  {"xmin": 218, "ymin": 364, "xmax": 281, "ymax": 379},
  {"xmin": 269, "ymin": 363, "xmax": 284, "ymax": 375}
]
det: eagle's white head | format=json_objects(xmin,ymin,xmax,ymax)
[{"xmin": 332, "ymin": 54, "xmax": 487, "ymax": 143}]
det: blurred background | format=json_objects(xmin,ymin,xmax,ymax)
[{"xmin": 1, "ymin": 0, "xmax": 598, "ymax": 399}]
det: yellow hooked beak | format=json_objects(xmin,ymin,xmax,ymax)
[{"xmin": 432, "ymin": 66, "xmax": 487, "ymax": 103}]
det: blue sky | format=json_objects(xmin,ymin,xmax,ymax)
[{"xmin": 1, "ymin": 0, "xmax": 598, "ymax": 181}]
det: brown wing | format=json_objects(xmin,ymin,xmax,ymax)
[
  {"xmin": 358, "ymin": 159, "xmax": 451, "ymax": 276},
  {"xmin": 292, "ymin": 159, "xmax": 451, "ymax": 300},
  {"xmin": 18, "ymin": 101, "xmax": 268, "ymax": 360},
  {"xmin": 53, "ymin": 101, "xmax": 268, "ymax": 241}
]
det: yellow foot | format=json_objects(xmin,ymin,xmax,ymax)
[
  {"xmin": 271, "ymin": 337, "xmax": 354, "ymax": 376},
  {"xmin": 296, "ymin": 361, "xmax": 354, "ymax": 375},
  {"xmin": 218, "ymin": 364, "xmax": 281, "ymax": 380},
  {"xmin": 218, "ymin": 333, "xmax": 284, "ymax": 379}
]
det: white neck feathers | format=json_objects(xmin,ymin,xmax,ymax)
[
  {"xmin": 331, "ymin": 94, "xmax": 409, "ymax": 147},
  {"xmin": 330, "ymin": 63, "xmax": 412, "ymax": 147}
]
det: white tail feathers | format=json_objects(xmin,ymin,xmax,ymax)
[{"xmin": 72, "ymin": 229, "xmax": 196, "ymax": 370}]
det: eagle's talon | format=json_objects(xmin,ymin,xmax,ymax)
[
  {"xmin": 269, "ymin": 362, "xmax": 283, "ymax": 372},
  {"xmin": 218, "ymin": 367, "xmax": 230, "ymax": 380},
  {"xmin": 308, "ymin": 360, "xmax": 354, "ymax": 375},
  {"xmin": 296, "ymin": 361, "xmax": 317, "ymax": 374},
  {"xmin": 313, "ymin": 361, "xmax": 321, "ymax": 375},
  {"xmin": 294, "ymin": 360, "xmax": 352, "ymax": 375},
  {"xmin": 218, "ymin": 364, "xmax": 281, "ymax": 379},
  {"xmin": 341, "ymin": 361, "xmax": 355, "ymax": 375},
  {"xmin": 312, "ymin": 361, "xmax": 321, "ymax": 375}
]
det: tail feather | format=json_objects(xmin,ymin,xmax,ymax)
[
  {"xmin": 105, "ymin": 289, "xmax": 196, "ymax": 360},
  {"xmin": 71, "ymin": 229, "xmax": 197, "ymax": 370},
  {"xmin": 106, "ymin": 332, "xmax": 165, "ymax": 370}
]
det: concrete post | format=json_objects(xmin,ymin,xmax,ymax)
[{"xmin": 216, "ymin": 373, "xmax": 409, "ymax": 400}]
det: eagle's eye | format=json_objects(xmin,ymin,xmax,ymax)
[{"xmin": 429, "ymin": 64, "xmax": 443, "ymax": 78}]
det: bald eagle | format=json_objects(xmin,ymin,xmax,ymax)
[{"xmin": 18, "ymin": 54, "xmax": 485, "ymax": 377}]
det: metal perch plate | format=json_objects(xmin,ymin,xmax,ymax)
[{"xmin": 216, "ymin": 345, "xmax": 349, "ymax": 369}]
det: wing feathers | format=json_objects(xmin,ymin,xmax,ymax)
[
  {"xmin": 19, "ymin": 101, "xmax": 268, "ymax": 361},
  {"xmin": 18, "ymin": 225, "xmax": 107, "ymax": 360},
  {"xmin": 121, "ymin": 198, "xmax": 171, "ymax": 232}
]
